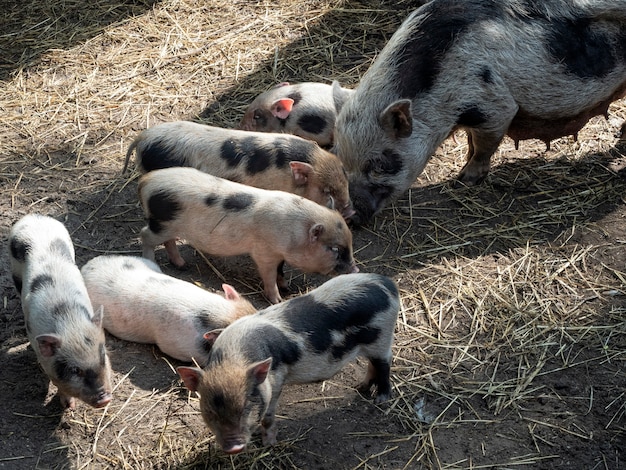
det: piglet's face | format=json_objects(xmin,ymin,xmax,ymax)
[{"xmin": 178, "ymin": 360, "xmax": 271, "ymax": 454}]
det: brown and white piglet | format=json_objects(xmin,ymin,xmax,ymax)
[
  {"xmin": 138, "ymin": 167, "xmax": 358, "ymax": 304},
  {"xmin": 178, "ymin": 273, "xmax": 399, "ymax": 454},
  {"xmin": 8, "ymin": 214, "xmax": 112, "ymax": 409},
  {"xmin": 238, "ymin": 81, "xmax": 354, "ymax": 147},
  {"xmin": 123, "ymin": 121, "xmax": 353, "ymax": 219},
  {"xmin": 81, "ymin": 255, "xmax": 256, "ymax": 364}
]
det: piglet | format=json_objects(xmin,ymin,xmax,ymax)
[
  {"xmin": 138, "ymin": 167, "xmax": 358, "ymax": 304},
  {"xmin": 238, "ymin": 82, "xmax": 355, "ymax": 147},
  {"xmin": 178, "ymin": 273, "xmax": 399, "ymax": 453},
  {"xmin": 123, "ymin": 121, "xmax": 353, "ymax": 219},
  {"xmin": 81, "ymin": 255, "xmax": 256, "ymax": 364},
  {"xmin": 8, "ymin": 214, "xmax": 112, "ymax": 409}
]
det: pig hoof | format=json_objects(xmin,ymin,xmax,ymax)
[
  {"xmin": 60, "ymin": 395, "xmax": 76, "ymax": 410},
  {"xmin": 373, "ymin": 393, "xmax": 392, "ymax": 405},
  {"xmin": 456, "ymin": 168, "xmax": 488, "ymax": 186}
]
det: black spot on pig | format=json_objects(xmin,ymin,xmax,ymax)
[
  {"xmin": 221, "ymin": 139, "xmax": 246, "ymax": 167},
  {"xmin": 287, "ymin": 91, "xmax": 303, "ymax": 106},
  {"xmin": 147, "ymin": 190, "xmax": 181, "ymax": 234},
  {"xmin": 546, "ymin": 18, "xmax": 617, "ymax": 79},
  {"xmin": 194, "ymin": 310, "xmax": 217, "ymax": 334},
  {"xmin": 241, "ymin": 324, "xmax": 301, "ymax": 369},
  {"xmin": 393, "ymin": 2, "xmax": 499, "ymax": 98},
  {"xmin": 272, "ymin": 138, "xmax": 312, "ymax": 168},
  {"xmin": 100, "ymin": 344, "xmax": 107, "ymax": 366},
  {"xmin": 12, "ymin": 275, "xmax": 22, "ymax": 294},
  {"xmin": 122, "ymin": 260, "xmax": 136, "ymax": 270},
  {"xmin": 367, "ymin": 150, "xmax": 403, "ymax": 176},
  {"xmin": 223, "ymin": 193, "xmax": 255, "ymax": 211},
  {"xmin": 54, "ymin": 357, "xmax": 73, "ymax": 381},
  {"xmin": 204, "ymin": 194, "xmax": 218, "ymax": 206},
  {"xmin": 10, "ymin": 237, "xmax": 31, "ymax": 262},
  {"xmin": 480, "ymin": 66, "xmax": 493, "ymax": 84},
  {"xmin": 247, "ymin": 145, "xmax": 273, "ymax": 174},
  {"xmin": 297, "ymin": 114, "xmax": 328, "ymax": 135},
  {"xmin": 51, "ymin": 301, "xmax": 92, "ymax": 320},
  {"xmin": 457, "ymin": 106, "xmax": 488, "ymax": 127},
  {"xmin": 331, "ymin": 326, "xmax": 381, "ymax": 359},
  {"xmin": 50, "ymin": 238, "xmax": 73, "ymax": 262},
  {"xmin": 30, "ymin": 274, "xmax": 54, "ymax": 293},
  {"xmin": 141, "ymin": 140, "xmax": 184, "ymax": 172},
  {"xmin": 282, "ymin": 285, "xmax": 392, "ymax": 353}
]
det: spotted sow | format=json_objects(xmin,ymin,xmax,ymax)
[
  {"xmin": 332, "ymin": 0, "xmax": 626, "ymax": 225},
  {"xmin": 137, "ymin": 167, "xmax": 358, "ymax": 304},
  {"xmin": 177, "ymin": 273, "xmax": 400, "ymax": 454},
  {"xmin": 123, "ymin": 121, "xmax": 353, "ymax": 219},
  {"xmin": 81, "ymin": 255, "xmax": 256, "ymax": 364},
  {"xmin": 8, "ymin": 214, "xmax": 112, "ymax": 409}
]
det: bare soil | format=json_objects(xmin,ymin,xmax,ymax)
[{"xmin": 1, "ymin": 1, "xmax": 625, "ymax": 469}]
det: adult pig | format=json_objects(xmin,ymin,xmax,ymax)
[
  {"xmin": 332, "ymin": 0, "xmax": 626, "ymax": 225},
  {"xmin": 123, "ymin": 121, "xmax": 353, "ymax": 219},
  {"xmin": 138, "ymin": 167, "xmax": 358, "ymax": 304},
  {"xmin": 8, "ymin": 214, "xmax": 112, "ymax": 409},
  {"xmin": 81, "ymin": 255, "xmax": 256, "ymax": 364},
  {"xmin": 177, "ymin": 273, "xmax": 399, "ymax": 453},
  {"xmin": 238, "ymin": 82, "xmax": 354, "ymax": 147}
]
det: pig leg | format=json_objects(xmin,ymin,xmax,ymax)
[
  {"xmin": 59, "ymin": 392, "xmax": 76, "ymax": 410},
  {"xmin": 140, "ymin": 226, "xmax": 186, "ymax": 268},
  {"xmin": 276, "ymin": 261, "xmax": 288, "ymax": 290},
  {"xmin": 357, "ymin": 356, "xmax": 392, "ymax": 404},
  {"xmin": 252, "ymin": 256, "xmax": 282, "ymax": 304},
  {"xmin": 457, "ymin": 129, "xmax": 508, "ymax": 185},
  {"xmin": 456, "ymin": 76, "xmax": 519, "ymax": 185},
  {"xmin": 260, "ymin": 389, "xmax": 283, "ymax": 446}
]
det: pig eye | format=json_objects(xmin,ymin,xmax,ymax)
[
  {"xmin": 70, "ymin": 366, "xmax": 84, "ymax": 378},
  {"xmin": 328, "ymin": 246, "xmax": 339, "ymax": 256},
  {"xmin": 325, "ymin": 193, "xmax": 335, "ymax": 210}
]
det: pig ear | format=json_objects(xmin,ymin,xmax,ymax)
[
  {"xmin": 36, "ymin": 334, "xmax": 62, "ymax": 358},
  {"xmin": 91, "ymin": 305, "xmax": 104, "ymax": 328},
  {"xmin": 248, "ymin": 358, "xmax": 272, "ymax": 385},
  {"xmin": 177, "ymin": 366, "xmax": 203, "ymax": 392},
  {"xmin": 221, "ymin": 284, "xmax": 241, "ymax": 301},
  {"xmin": 309, "ymin": 223, "xmax": 324, "ymax": 243},
  {"xmin": 271, "ymin": 98, "xmax": 294, "ymax": 119},
  {"xmin": 202, "ymin": 329, "xmax": 224, "ymax": 346},
  {"xmin": 289, "ymin": 161, "xmax": 314, "ymax": 186},
  {"xmin": 273, "ymin": 82, "xmax": 290, "ymax": 89},
  {"xmin": 332, "ymin": 80, "xmax": 351, "ymax": 112},
  {"xmin": 379, "ymin": 99, "xmax": 413, "ymax": 139}
]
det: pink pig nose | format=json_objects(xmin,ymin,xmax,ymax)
[{"xmin": 223, "ymin": 443, "xmax": 245, "ymax": 454}]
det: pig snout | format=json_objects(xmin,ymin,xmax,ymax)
[
  {"xmin": 92, "ymin": 389, "xmax": 113, "ymax": 408},
  {"xmin": 221, "ymin": 438, "xmax": 247, "ymax": 455},
  {"xmin": 348, "ymin": 183, "xmax": 393, "ymax": 226}
]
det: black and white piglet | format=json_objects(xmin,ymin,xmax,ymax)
[
  {"xmin": 123, "ymin": 121, "xmax": 353, "ymax": 218},
  {"xmin": 138, "ymin": 167, "xmax": 358, "ymax": 304},
  {"xmin": 239, "ymin": 81, "xmax": 355, "ymax": 147},
  {"xmin": 332, "ymin": 0, "xmax": 626, "ymax": 224},
  {"xmin": 178, "ymin": 273, "xmax": 399, "ymax": 454},
  {"xmin": 81, "ymin": 255, "xmax": 256, "ymax": 364},
  {"xmin": 8, "ymin": 214, "xmax": 112, "ymax": 409}
]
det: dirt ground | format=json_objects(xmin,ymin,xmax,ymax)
[{"xmin": 1, "ymin": 1, "xmax": 625, "ymax": 469}]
